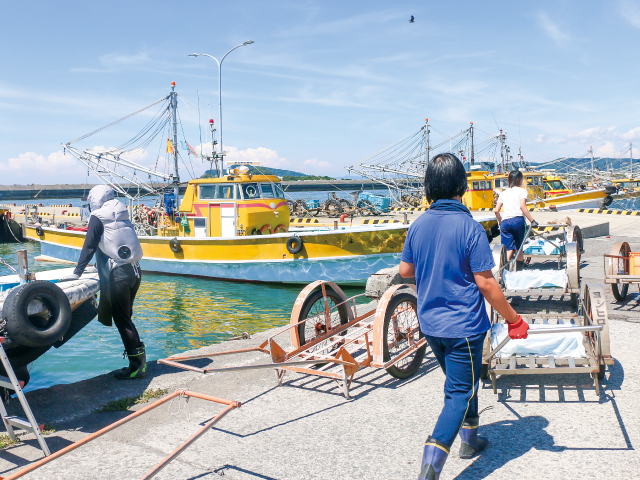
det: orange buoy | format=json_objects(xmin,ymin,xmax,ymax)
[
  {"xmin": 260, "ymin": 224, "xmax": 273, "ymax": 235},
  {"xmin": 274, "ymin": 224, "xmax": 287, "ymax": 233}
]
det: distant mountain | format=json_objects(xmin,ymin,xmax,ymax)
[
  {"xmin": 202, "ymin": 166, "xmax": 334, "ymax": 180},
  {"xmin": 534, "ymin": 157, "xmax": 635, "ymax": 174}
]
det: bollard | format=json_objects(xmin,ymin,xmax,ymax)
[
  {"xmin": 334, "ymin": 220, "xmax": 338, "ymax": 230},
  {"xmin": 403, "ymin": 213, "xmax": 408, "ymax": 224}
]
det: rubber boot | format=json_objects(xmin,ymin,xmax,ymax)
[
  {"xmin": 459, "ymin": 418, "xmax": 489, "ymax": 459},
  {"xmin": 515, "ymin": 260, "xmax": 525, "ymax": 271},
  {"xmin": 115, "ymin": 343, "xmax": 146, "ymax": 380},
  {"xmin": 418, "ymin": 436, "xmax": 449, "ymax": 480}
]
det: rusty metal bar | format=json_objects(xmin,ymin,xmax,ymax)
[
  {"xmin": 0, "ymin": 390, "xmax": 239, "ymax": 480},
  {"xmin": 140, "ymin": 396, "xmax": 239, "ymax": 480}
]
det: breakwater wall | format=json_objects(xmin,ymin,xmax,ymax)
[{"xmin": 0, "ymin": 180, "xmax": 420, "ymax": 200}]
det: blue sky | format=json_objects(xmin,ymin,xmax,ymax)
[{"xmin": 2, "ymin": 1, "xmax": 640, "ymax": 184}]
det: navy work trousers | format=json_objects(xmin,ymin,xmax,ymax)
[{"xmin": 424, "ymin": 333, "xmax": 485, "ymax": 448}]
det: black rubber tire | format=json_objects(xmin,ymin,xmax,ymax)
[
  {"xmin": 35, "ymin": 226, "xmax": 44, "ymax": 236},
  {"xmin": 383, "ymin": 292, "xmax": 427, "ymax": 379},
  {"xmin": 169, "ymin": 237, "xmax": 182, "ymax": 253},
  {"xmin": 612, "ymin": 282, "xmax": 629, "ymax": 302},
  {"xmin": 286, "ymin": 235, "xmax": 304, "ymax": 254},
  {"xmin": 324, "ymin": 199, "xmax": 343, "ymax": 218},
  {"xmin": 3, "ymin": 281, "xmax": 72, "ymax": 348},
  {"xmin": 297, "ymin": 288, "xmax": 349, "ymax": 346},
  {"xmin": 53, "ymin": 295, "xmax": 98, "ymax": 348},
  {"xmin": 339, "ymin": 199, "xmax": 351, "ymax": 211}
]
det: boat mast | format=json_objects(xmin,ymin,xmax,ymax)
[
  {"xmin": 499, "ymin": 130, "xmax": 505, "ymax": 171},
  {"xmin": 425, "ymin": 118, "xmax": 430, "ymax": 163},
  {"xmin": 469, "ymin": 122, "xmax": 474, "ymax": 165},
  {"xmin": 590, "ymin": 146, "xmax": 594, "ymax": 178},
  {"xmin": 630, "ymin": 141, "xmax": 633, "ymax": 179},
  {"xmin": 170, "ymin": 82, "xmax": 180, "ymax": 208}
]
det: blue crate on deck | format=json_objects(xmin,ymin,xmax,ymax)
[
  {"xmin": 305, "ymin": 199, "xmax": 320, "ymax": 209},
  {"xmin": 367, "ymin": 194, "xmax": 391, "ymax": 212}
]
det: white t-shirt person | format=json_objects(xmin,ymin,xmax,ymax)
[{"xmin": 497, "ymin": 187, "xmax": 528, "ymax": 220}]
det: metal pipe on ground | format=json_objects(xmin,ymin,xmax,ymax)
[{"xmin": 0, "ymin": 389, "xmax": 240, "ymax": 480}]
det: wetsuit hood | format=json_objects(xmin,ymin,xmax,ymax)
[{"xmin": 87, "ymin": 185, "xmax": 115, "ymax": 212}]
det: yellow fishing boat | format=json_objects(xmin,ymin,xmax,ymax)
[
  {"xmin": 25, "ymin": 169, "xmax": 499, "ymax": 284},
  {"xmin": 542, "ymin": 174, "xmax": 572, "ymax": 198},
  {"xmin": 612, "ymin": 178, "xmax": 640, "ymax": 194}
]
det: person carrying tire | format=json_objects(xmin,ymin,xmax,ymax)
[
  {"xmin": 60, "ymin": 185, "xmax": 146, "ymax": 380},
  {"xmin": 494, "ymin": 170, "xmax": 538, "ymax": 270},
  {"xmin": 399, "ymin": 154, "xmax": 529, "ymax": 480}
]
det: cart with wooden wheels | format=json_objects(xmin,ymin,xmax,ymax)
[
  {"xmin": 603, "ymin": 241, "xmax": 640, "ymax": 301},
  {"xmin": 482, "ymin": 283, "xmax": 613, "ymax": 395},
  {"xmin": 159, "ymin": 281, "xmax": 428, "ymax": 399}
]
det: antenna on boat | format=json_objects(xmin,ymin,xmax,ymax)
[
  {"xmin": 170, "ymin": 81, "xmax": 181, "ymax": 209},
  {"xmin": 469, "ymin": 122, "xmax": 474, "ymax": 165}
]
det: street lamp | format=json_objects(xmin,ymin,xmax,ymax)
[{"xmin": 189, "ymin": 40, "xmax": 254, "ymax": 175}]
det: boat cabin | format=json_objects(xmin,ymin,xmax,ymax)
[
  {"xmin": 612, "ymin": 178, "xmax": 640, "ymax": 193},
  {"xmin": 543, "ymin": 175, "xmax": 572, "ymax": 198},
  {"xmin": 177, "ymin": 168, "xmax": 290, "ymax": 237},
  {"xmin": 462, "ymin": 170, "xmax": 494, "ymax": 210},
  {"xmin": 492, "ymin": 171, "xmax": 545, "ymax": 201}
]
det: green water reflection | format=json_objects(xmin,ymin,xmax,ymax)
[{"xmin": 0, "ymin": 242, "xmax": 362, "ymax": 392}]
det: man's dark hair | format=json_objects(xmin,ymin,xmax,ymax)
[
  {"xmin": 508, "ymin": 170, "xmax": 523, "ymax": 188},
  {"xmin": 425, "ymin": 153, "xmax": 468, "ymax": 202}
]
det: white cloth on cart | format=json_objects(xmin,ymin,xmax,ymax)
[
  {"xmin": 503, "ymin": 269, "xmax": 568, "ymax": 290},
  {"xmin": 491, "ymin": 323, "xmax": 587, "ymax": 358}
]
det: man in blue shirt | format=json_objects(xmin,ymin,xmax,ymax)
[{"xmin": 400, "ymin": 154, "xmax": 529, "ymax": 480}]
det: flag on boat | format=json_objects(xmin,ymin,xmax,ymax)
[
  {"xmin": 166, "ymin": 139, "xmax": 174, "ymax": 154},
  {"xmin": 180, "ymin": 141, "xmax": 199, "ymax": 157}
]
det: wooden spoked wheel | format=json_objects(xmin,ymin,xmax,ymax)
[
  {"xmin": 583, "ymin": 284, "xmax": 610, "ymax": 379},
  {"xmin": 566, "ymin": 225, "xmax": 584, "ymax": 253},
  {"xmin": 381, "ymin": 292, "xmax": 426, "ymax": 379},
  {"xmin": 610, "ymin": 242, "xmax": 630, "ymax": 301},
  {"xmin": 491, "ymin": 244, "xmax": 507, "ymax": 285},
  {"xmin": 296, "ymin": 288, "xmax": 349, "ymax": 353}
]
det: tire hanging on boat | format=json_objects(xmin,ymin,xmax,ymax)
[
  {"xmin": 286, "ymin": 235, "xmax": 304, "ymax": 254},
  {"xmin": 35, "ymin": 226, "xmax": 44, "ymax": 236},
  {"xmin": 2, "ymin": 281, "xmax": 72, "ymax": 348},
  {"xmin": 169, "ymin": 237, "xmax": 182, "ymax": 253}
]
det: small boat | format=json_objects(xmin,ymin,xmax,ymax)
[{"xmin": 0, "ymin": 263, "xmax": 99, "ymax": 384}]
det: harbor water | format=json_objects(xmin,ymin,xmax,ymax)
[{"xmin": 0, "ymin": 241, "xmax": 363, "ymax": 393}]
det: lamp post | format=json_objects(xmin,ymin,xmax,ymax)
[{"xmin": 189, "ymin": 40, "xmax": 254, "ymax": 175}]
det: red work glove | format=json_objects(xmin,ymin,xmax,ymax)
[{"xmin": 508, "ymin": 315, "xmax": 529, "ymax": 339}]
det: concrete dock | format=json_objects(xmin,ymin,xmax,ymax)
[{"xmin": 0, "ymin": 230, "xmax": 638, "ymax": 479}]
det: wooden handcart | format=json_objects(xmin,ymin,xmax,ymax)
[
  {"xmin": 604, "ymin": 241, "xmax": 640, "ymax": 301},
  {"xmin": 159, "ymin": 281, "xmax": 428, "ymax": 399},
  {"xmin": 482, "ymin": 283, "xmax": 613, "ymax": 395}
]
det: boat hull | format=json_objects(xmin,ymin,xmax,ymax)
[{"xmin": 26, "ymin": 218, "xmax": 498, "ymax": 285}]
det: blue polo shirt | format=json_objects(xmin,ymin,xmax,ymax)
[{"xmin": 401, "ymin": 209, "xmax": 495, "ymax": 338}]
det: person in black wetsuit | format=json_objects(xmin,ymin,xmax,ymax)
[{"xmin": 60, "ymin": 185, "xmax": 146, "ymax": 379}]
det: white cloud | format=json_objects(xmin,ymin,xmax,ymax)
[
  {"xmin": 596, "ymin": 142, "xmax": 616, "ymax": 157},
  {"xmin": 534, "ymin": 134, "xmax": 547, "ymax": 143},
  {"xmin": 0, "ymin": 150, "xmax": 89, "ymax": 185},
  {"xmin": 620, "ymin": 1, "xmax": 640, "ymax": 28},
  {"xmin": 565, "ymin": 125, "xmax": 618, "ymax": 143},
  {"xmin": 537, "ymin": 11, "xmax": 572, "ymax": 47}
]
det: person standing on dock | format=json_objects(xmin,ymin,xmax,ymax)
[
  {"xmin": 60, "ymin": 185, "xmax": 146, "ymax": 380},
  {"xmin": 494, "ymin": 170, "xmax": 538, "ymax": 270},
  {"xmin": 399, "ymin": 153, "xmax": 529, "ymax": 480}
]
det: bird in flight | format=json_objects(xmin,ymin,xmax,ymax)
[{"xmin": 409, "ymin": 15, "xmax": 414, "ymax": 23}]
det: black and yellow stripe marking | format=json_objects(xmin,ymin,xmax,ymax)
[
  {"xmin": 577, "ymin": 208, "xmax": 640, "ymax": 215},
  {"xmin": 391, "ymin": 207, "xmax": 429, "ymax": 212},
  {"xmin": 290, "ymin": 218, "xmax": 320, "ymax": 224},
  {"xmin": 361, "ymin": 219, "xmax": 402, "ymax": 224}
]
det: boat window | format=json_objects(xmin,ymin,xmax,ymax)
[
  {"xmin": 274, "ymin": 184, "xmax": 285, "ymax": 198},
  {"xmin": 527, "ymin": 177, "xmax": 533, "ymax": 185},
  {"xmin": 494, "ymin": 179, "xmax": 503, "ymax": 188},
  {"xmin": 546, "ymin": 180, "xmax": 566, "ymax": 190},
  {"xmin": 241, "ymin": 183, "xmax": 260, "ymax": 199},
  {"xmin": 479, "ymin": 181, "xmax": 486, "ymax": 189},
  {"xmin": 199, "ymin": 184, "xmax": 236, "ymax": 200},
  {"xmin": 472, "ymin": 181, "xmax": 480, "ymax": 190},
  {"xmin": 260, "ymin": 183, "xmax": 275, "ymax": 198}
]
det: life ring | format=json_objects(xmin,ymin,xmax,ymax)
[
  {"xmin": 169, "ymin": 237, "xmax": 182, "ymax": 253},
  {"xmin": 2, "ymin": 281, "xmax": 72, "ymax": 348},
  {"xmin": 35, "ymin": 226, "xmax": 44, "ymax": 236},
  {"xmin": 286, "ymin": 235, "xmax": 304, "ymax": 254},
  {"xmin": 260, "ymin": 224, "xmax": 273, "ymax": 235},
  {"xmin": 274, "ymin": 224, "xmax": 287, "ymax": 233}
]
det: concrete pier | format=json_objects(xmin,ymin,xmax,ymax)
[{"xmin": 0, "ymin": 233, "xmax": 638, "ymax": 479}]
